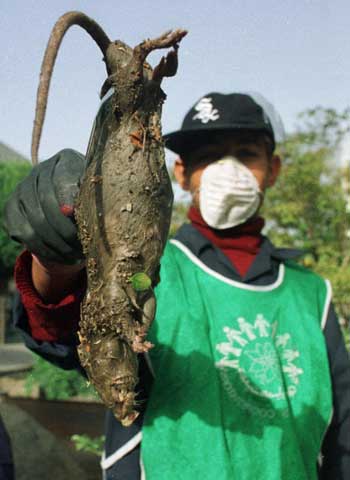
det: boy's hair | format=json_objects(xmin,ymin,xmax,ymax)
[{"xmin": 180, "ymin": 130, "xmax": 275, "ymax": 166}]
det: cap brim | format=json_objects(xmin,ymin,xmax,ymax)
[{"xmin": 164, "ymin": 124, "xmax": 274, "ymax": 155}]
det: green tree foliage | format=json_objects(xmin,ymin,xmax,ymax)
[
  {"xmin": 344, "ymin": 328, "xmax": 350, "ymax": 351},
  {"xmin": 170, "ymin": 200, "xmax": 189, "ymax": 236},
  {"xmin": 25, "ymin": 355, "xmax": 97, "ymax": 400},
  {"xmin": 0, "ymin": 160, "xmax": 31, "ymax": 275},
  {"xmin": 263, "ymin": 107, "xmax": 350, "ymax": 325},
  {"xmin": 71, "ymin": 434, "xmax": 105, "ymax": 456}
]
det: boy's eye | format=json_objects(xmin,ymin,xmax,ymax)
[
  {"xmin": 196, "ymin": 152, "xmax": 222, "ymax": 164},
  {"xmin": 235, "ymin": 149, "xmax": 258, "ymax": 159}
]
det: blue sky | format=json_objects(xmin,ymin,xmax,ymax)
[{"xmin": 1, "ymin": 0, "xmax": 349, "ymax": 162}]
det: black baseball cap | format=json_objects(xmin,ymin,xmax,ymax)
[{"xmin": 164, "ymin": 92, "xmax": 284, "ymax": 155}]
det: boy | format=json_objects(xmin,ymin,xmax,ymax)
[{"xmin": 5, "ymin": 92, "xmax": 350, "ymax": 479}]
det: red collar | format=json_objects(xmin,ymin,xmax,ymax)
[{"xmin": 188, "ymin": 206, "xmax": 265, "ymax": 276}]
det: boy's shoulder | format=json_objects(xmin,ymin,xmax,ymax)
[
  {"xmin": 259, "ymin": 235, "xmax": 329, "ymax": 291},
  {"xmin": 283, "ymin": 258, "xmax": 329, "ymax": 291}
]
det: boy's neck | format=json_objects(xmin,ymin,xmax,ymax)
[{"xmin": 188, "ymin": 206, "xmax": 265, "ymax": 238}]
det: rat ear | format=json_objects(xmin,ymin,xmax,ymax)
[{"xmin": 173, "ymin": 158, "xmax": 190, "ymax": 191}]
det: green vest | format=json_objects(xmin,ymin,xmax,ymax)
[{"xmin": 141, "ymin": 240, "xmax": 333, "ymax": 480}]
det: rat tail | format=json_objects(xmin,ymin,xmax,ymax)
[{"xmin": 31, "ymin": 11, "xmax": 111, "ymax": 165}]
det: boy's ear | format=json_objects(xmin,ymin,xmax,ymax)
[
  {"xmin": 173, "ymin": 158, "xmax": 190, "ymax": 191},
  {"xmin": 267, "ymin": 155, "xmax": 281, "ymax": 187}
]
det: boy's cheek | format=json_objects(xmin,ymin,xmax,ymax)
[{"xmin": 191, "ymin": 192, "xmax": 200, "ymax": 209}]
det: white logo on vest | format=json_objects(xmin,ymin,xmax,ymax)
[
  {"xmin": 192, "ymin": 97, "xmax": 220, "ymax": 124},
  {"xmin": 215, "ymin": 314, "xmax": 304, "ymax": 412}
]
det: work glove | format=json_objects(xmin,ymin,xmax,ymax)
[{"xmin": 4, "ymin": 149, "xmax": 86, "ymax": 265}]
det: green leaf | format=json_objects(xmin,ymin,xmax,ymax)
[
  {"xmin": 130, "ymin": 272, "xmax": 152, "ymax": 291},
  {"xmin": 71, "ymin": 434, "xmax": 105, "ymax": 456}
]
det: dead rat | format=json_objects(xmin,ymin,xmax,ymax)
[{"xmin": 31, "ymin": 10, "xmax": 187, "ymax": 425}]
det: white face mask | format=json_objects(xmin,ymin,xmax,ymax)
[{"xmin": 199, "ymin": 156, "xmax": 262, "ymax": 229}]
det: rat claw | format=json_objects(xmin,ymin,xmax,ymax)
[{"xmin": 152, "ymin": 49, "xmax": 179, "ymax": 82}]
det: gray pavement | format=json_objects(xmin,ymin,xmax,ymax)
[{"xmin": 0, "ymin": 344, "xmax": 34, "ymax": 374}]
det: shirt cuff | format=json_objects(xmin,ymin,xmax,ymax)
[{"xmin": 14, "ymin": 250, "xmax": 85, "ymax": 343}]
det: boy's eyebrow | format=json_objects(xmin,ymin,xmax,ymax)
[
  {"xmin": 192, "ymin": 145, "xmax": 225, "ymax": 157},
  {"xmin": 235, "ymin": 143, "xmax": 260, "ymax": 149}
]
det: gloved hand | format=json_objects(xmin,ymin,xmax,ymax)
[{"xmin": 4, "ymin": 149, "xmax": 86, "ymax": 265}]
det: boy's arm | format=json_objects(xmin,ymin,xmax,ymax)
[
  {"xmin": 31, "ymin": 253, "xmax": 85, "ymax": 305},
  {"xmin": 320, "ymin": 303, "xmax": 350, "ymax": 479},
  {"xmin": 14, "ymin": 250, "xmax": 85, "ymax": 344},
  {"xmin": 13, "ymin": 250, "xmax": 85, "ymax": 370}
]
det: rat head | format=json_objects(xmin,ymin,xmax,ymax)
[
  {"xmin": 88, "ymin": 333, "xmax": 138, "ymax": 386},
  {"xmin": 85, "ymin": 333, "xmax": 139, "ymax": 424}
]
